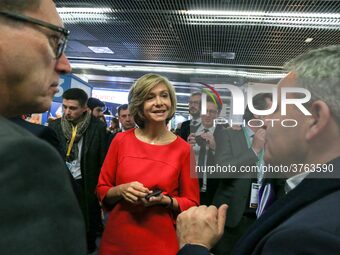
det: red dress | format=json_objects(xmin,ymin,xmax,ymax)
[{"xmin": 97, "ymin": 129, "xmax": 200, "ymax": 255}]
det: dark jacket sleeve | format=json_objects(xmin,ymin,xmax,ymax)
[
  {"xmin": 215, "ymin": 129, "xmax": 258, "ymax": 172},
  {"xmin": 213, "ymin": 128, "xmax": 258, "ymax": 227},
  {"xmin": 177, "ymin": 244, "xmax": 210, "ymax": 255},
  {"xmin": 260, "ymin": 227, "xmax": 340, "ymax": 255},
  {"xmin": 179, "ymin": 120, "xmax": 190, "ymax": 141}
]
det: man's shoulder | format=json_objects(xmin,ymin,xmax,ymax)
[
  {"xmin": 283, "ymin": 187, "xmax": 340, "ymax": 227},
  {"xmin": 0, "ymin": 118, "xmax": 62, "ymax": 163},
  {"xmin": 89, "ymin": 117, "xmax": 107, "ymax": 130},
  {"xmin": 183, "ymin": 119, "xmax": 191, "ymax": 125},
  {"xmin": 0, "ymin": 117, "xmax": 33, "ymax": 137},
  {"xmin": 258, "ymin": 189, "xmax": 340, "ymax": 254},
  {"xmin": 180, "ymin": 120, "xmax": 191, "ymax": 128},
  {"xmin": 48, "ymin": 118, "xmax": 62, "ymax": 128},
  {"xmin": 11, "ymin": 118, "xmax": 56, "ymax": 136}
]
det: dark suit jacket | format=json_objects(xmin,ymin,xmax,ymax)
[
  {"xmin": 10, "ymin": 117, "xmax": 64, "ymax": 158},
  {"xmin": 213, "ymin": 128, "xmax": 259, "ymax": 228},
  {"xmin": 49, "ymin": 117, "xmax": 107, "ymax": 231},
  {"xmin": 0, "ymin": 117, "xmax": 86, "ymax": 255},
  {"xmin": 197, "ymin": 126, "xmax": 222, "ymax": 205},
  {"xmin": 179, "ymin": 120, "xmax": 201, "ymax": 141},
  {"xmin": 178, "ymin": 157, "xmax": 340, "ymax": 255}
]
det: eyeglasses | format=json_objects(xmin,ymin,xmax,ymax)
[
  {"xmin": 204, "ymin": 109, "xmax": 219, "ymax": 115},
  {"xmin": 0, "ymin": 11, "xmax": 70, "ymax": 59},
  {"xmin": 189, "ymin": 100, "xmax": 200, "ymax": 105}
]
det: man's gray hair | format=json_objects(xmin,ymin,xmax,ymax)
[{"xmin": 285, "ymin": 45, "xmax": 340, "ymax": 122}]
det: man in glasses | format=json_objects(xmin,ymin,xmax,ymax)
[
  {"xmin": 0, "ymin": 1, "xmax": 86, "ymax": 254},
  {"xmin": 179, "ymin": 91, "xmax": 202, "ymax": 141},
  {"xmin": 190, "ymin": 96, "xmax": 222, "ymax": 206}
]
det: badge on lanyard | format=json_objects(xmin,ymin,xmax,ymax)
[{"xmin": 250, "ymin": 183, "xmax": 261, "ymax": 208}]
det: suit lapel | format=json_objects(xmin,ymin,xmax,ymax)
[{"xmin": 233, "ymin": 157, "xmax": 340, "ymax": 255}]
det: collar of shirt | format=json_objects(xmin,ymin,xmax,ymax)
[
  {"xmin": 285, "ymin": 171, "xmax": 310, "ymax": 193},
  {"xmin": 196, "ymin": 125, "xmax": 215, "ymax": 135},
  {"xmin": 245, "ymin": 125, "xmax": 255, "ymax": 138},
  {"xmin": 191, "ymin": 117, "xmax": 201, "ymax": 126}
]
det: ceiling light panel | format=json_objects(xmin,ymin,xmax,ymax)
[
  {"xmin": 70, "ymin": 63, "xmax": 286, "ymax": 79},
  {"xmin": 88, "ymin": 46, "xmax": 114, "ymax": 54},
  {"xmin": 55, "ymin": 0, "xmax": 340, "ymax": 71},
  {"xmin": 57, "ymin": 7, "xmax": 115, "ymax": 23},
  {"xmin": 184, "ymin": 10, "xmax": 340, "ymax": 30}
]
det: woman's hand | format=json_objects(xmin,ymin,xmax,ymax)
[
  {"xmin": 141, "ymin": 193, "xmax": 165, "ymax": 207},
  {"xmin": 118, "ymin": 181, "xmax": 150, "ymax": 204}
]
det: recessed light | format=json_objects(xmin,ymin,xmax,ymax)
[
  {"xmin": 212, "ymin": 52, "xmax": 236, "ymax": 60},
  {"xmin": 88, "ymin": 46, "xmax": 114, "ymax": 54},
  {"xmin": 305, "ymin": 38, "xmax": 313, "ymax": 43}
]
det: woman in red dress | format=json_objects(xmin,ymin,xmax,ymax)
[{"xmin": 97, "ymin": 73, "xmax": 200, "ymax": 255}]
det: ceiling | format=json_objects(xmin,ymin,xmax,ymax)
[{"xmin": 55, "ymin": 0, "xmax": 340, "ymax": 115}]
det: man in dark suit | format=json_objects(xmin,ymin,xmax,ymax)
[
  {"xmin": 176, "ymin": 45, "xmax": 340, "ymax": 254},
  {"xmin": 0, "ymin": 1, "xmax": 86, "ymax": 254},
  {"xmin": 190, "ymin": 98, "xmax": 221, "ymax": 205},
  {"xmin": 10, "ymin": 117, "xmax": 64, "ymax": 157},
  {"xmin": 49, "ymin": 88, "xmax": 107, "ymax": 253},
  {"xmin": 212, "ymin": 93, "xmax": 274, "ymax": 254},
  {"xmin": 179, "ymin": 91, "xmax": 202, "ymax": 141}
]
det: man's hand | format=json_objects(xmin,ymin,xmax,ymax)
[
  {"xmin": 176, "ymin": 205, "xmax": 228, "ymax": 250},
  {"xmin": 252, "ymin": 128, "xmax": 266, "ymax": 155},
  {"xmin": 187, "ymin": 133, "xmax": 197, "ymax": 145},
  {"xmin": 200, "ymin": 132, "xmax": 216, "ymax": 151}
]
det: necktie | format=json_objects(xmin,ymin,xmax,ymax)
[
  {"xmin": 256, "ymin": 182, "xmax": 276, "ymax": 218},
  {"xmin": 198, "ymin": 129, "xmax": 209, "ymax": 192}
]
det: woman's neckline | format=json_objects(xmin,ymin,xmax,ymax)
[{"xmin": 133, "ymin": 128, "xmax": 178, "ymax": 146}]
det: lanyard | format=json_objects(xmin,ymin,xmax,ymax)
[
  {"xmin": 66, "ymin": 125, "xmax": 78, "ymax": 157},
  {"xmin": 242, "ymin": 127, "xmax": 264, "ymax": 183}
]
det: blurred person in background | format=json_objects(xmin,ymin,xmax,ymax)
[
  {"xmin": 108, "ymin": 118, "xmax": 119, "ymax": 133},
  {"xmin": 117, "ymin": 103, "xmax": 136, "ymax": 131},
  {"xmin": 212, "ymin": 93, "xmax": 282, "ymax": 255},
  {"xmin": 108, "ymin": 117, "xmax": 119, "ymax": 134},
  {"xmin": 179, "ymin": 91, "xmax": 202, "ymax": 141},
  {"xmin": 87, "ymin": 97, "xmax": 106, "ymax": 119},
  {"xmin": 49, "ymin": 88, "xmax": 107, "ymax": 254},
  {"xmin": 188, "ymin": 96, "xmax": 222, "ymax": 206},
  {"xmin": 107, "ymin": 103, "xmax": 137, "ymax": 144}
]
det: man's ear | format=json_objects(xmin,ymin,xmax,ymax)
[{"xmin": 306, "ymin": 100, "xmax": 331, "ymax": 141}]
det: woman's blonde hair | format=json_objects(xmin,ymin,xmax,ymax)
[{"xmin": 128, "ymin": 73, "xmax": 177, "ymax": 128}]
